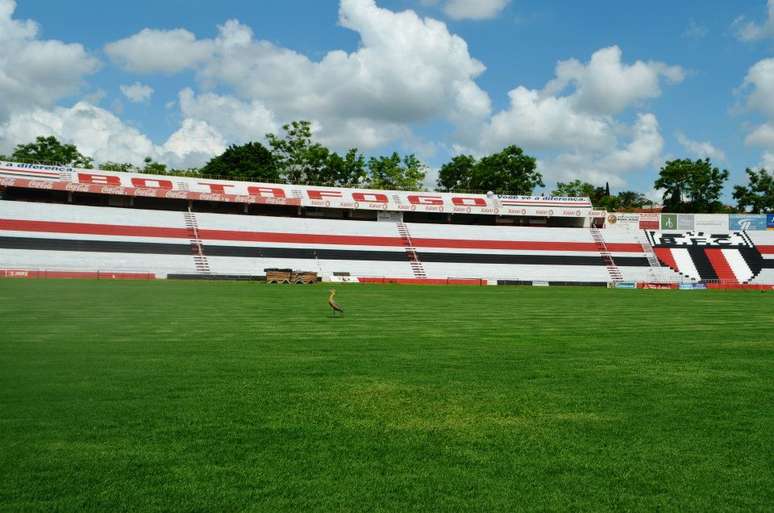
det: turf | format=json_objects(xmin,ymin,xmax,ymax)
[{"xmin": 0, "ymin": 280, "xmax": 773, "ymax": 513}]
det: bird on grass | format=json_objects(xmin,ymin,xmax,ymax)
[{"xmin": 328, "ymin": 288, "xmax": 344, "ymax": 317}]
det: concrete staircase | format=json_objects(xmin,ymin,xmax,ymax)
[
  {"xmin": 183, "ymin": 209, "xmax": 211, "ymax": 274},
  {"xmin": 396, "ymin": 222, "xmax": 427, "ymax": 279},
  {"xmin": 590, "ymin": 227, "xmax": 623, "ymax": 282}
]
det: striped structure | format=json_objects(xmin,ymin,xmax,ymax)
[
  {"xmin": 649, "ymin": 231, "xmax": 774, "ymax": 284},
  {"xmin": 1, "ymin": 200, "xmax": 772, "ymax": 284}
]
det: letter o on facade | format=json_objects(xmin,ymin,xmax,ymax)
[{"xmin": 352, "ymin": 192, "xmax": 388, "ymax": 203}]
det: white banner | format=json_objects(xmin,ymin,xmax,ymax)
[{"xmin": 0, "ymin": 160, "xmax": 592, "ymax": 218}]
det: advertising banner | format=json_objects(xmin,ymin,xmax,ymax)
[
  {"xmin": 639, "ymin": 213, "xmax": 660, "ymax": 229},
  {"xmin": 729, "ymin": 214, "xmax": 767, "ymax": 231},
  {"xmin": 679, "ymin": 283, "xmax": 707, "ymax": 290},
  {"xmin": 678, "ymin": 214, "xmax": 695, "ymax": 230},
  {"xmin": 606, "ymin": 213, "xmax": 640, "ymax": 230},
  {"xmin": 694, "ymin": 214, "xmax": 729, "ymax": 233},
  {"xmin": 767, "ymin": 214, "xmax": 774, "ymax": 230},
  {"xmin": 614, "ymin": 282, "xmax": 637, "ymax": 289},
  {"xmin": 0, "ymin": 160, "xmax": 593, "ymax": 218},
  {"xmin": 661, "ymin": 214, "xmax": 678, "ymax": 231}
]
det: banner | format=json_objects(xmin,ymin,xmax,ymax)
[
  {"xmin": 639, "ymin": 213, "xmax": 659, "ymax": 229},
  {"xmin": 768, "ymin": 214, "xmax": 774, "ymax": 230},
  {"xmin": 661, "ymin": 214, "xmax": 678, "ymax": 230},
  {"xmin": 0, "ymin": 160, "xmax": 593, "ymax": 219},
  {"xmin": 729, "ymin": 214, "xmax": 767, "ymax": 231},
  {"xmin": 679, "ymin": 283, "xmax": 707, "ymax": 290},
  {"xmin": 678, "ymin": 214, "xmax": 695, "ymax": 230},
  {"xmin": 614, "ymin": 281, "xmax": 637, "ymax": 289},
  {"xmin": 694, "ymin": 214, "xmax": 729, "ymax": 233},
  {"xmin": 606, "ymin": 213, "xmax": 639, "ymax": 230}
]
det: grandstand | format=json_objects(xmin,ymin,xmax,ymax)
[{"xmin": 1, "ymin": 159, "xmax": 773, "ymax": 287}]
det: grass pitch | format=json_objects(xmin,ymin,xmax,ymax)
[{"xmin": 1, "ymin": 280, "xmax": 773, "ymax": 513}]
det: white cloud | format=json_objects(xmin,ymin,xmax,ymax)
[
  {"xmin": 0, "ymin": 102, "xmax": 155, "ymax": 163},
  {"xmin": 761, "ymin": 151, "xmax": 774, "ymax": 169},
  {"xmin": 481, "ymin": 86, "xmax": 615, "ymax": 152},
  {"xmin": 537, "ymin": 113, "xmax": 664, "ymax": 186},
  {"xmin": 738, "ymin": 57, "xmax": 774, "ymax": 166},
  {"xmin": 178, "ymin": 88, "xmax": 276, "ymax": 143},
  {"xmin": 469, "ymin": 46, "xmax": 680, "ymax": 186},
  {"xmin": 740, "ymin": 58, "xmax": 774, "ymax": 119},
  {"xmin": 733, "ymin": 0, "xmax": 774, "ymax": 42},
  {"xmin": 0, "ymin": 102, "xmax": 221, "ymax": 169},
  {"xmin": 0, "ymin": 0, "xmax": 99, "ymax": 122},
  {"xmin": 543, "ymin": 46, "xmax": 685, "ymax": 116},
  {"xmin": 105, "ymin": 0, "xmax": 491, "ymax": 151},
  {"xmin": 442, "ymin": 0, "xmax": 509, "ymax": 20},
  {"xmin": 746, "ymin": 123, "xmax": 774, "ymax": 147},
  {"xmin": 104, "ymin": 28, "xmax": 212, "ymax": 73},
  {"xmin": 120, "ymin": 82, "xmax": 153, "ymax": 103},
  {"xmin": 676, "ymin": 132, "xmax": 726, "ymax": 161}
]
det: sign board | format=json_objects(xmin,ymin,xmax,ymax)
[
  {"xmin": 729, "ymin": 214, "xmax": 767, "ymax": 231},
  {"xmin": 661, "ymin": 214, "xmax": 678, "ymax": 230},
  {"xmin": 694, "ymin": 214, "xmax": 729, "ymax": 233},
  {"xmin": 639, "ymin": 213, "xmax": 660, "ymax": 229},
  {"xmin": 606, "ymin": 213, "xmax": 640, "ymax": 231},
  {"xmin": 769, "ymin": 214, "xmax": 774, "ymax": 230},
  {"xmin": 678, "ymin": 214, "xmax": 694, "ymax": 230},
  {"xmin": 0, "ymin": 161, "xmax": 592, "ymax": 218}
]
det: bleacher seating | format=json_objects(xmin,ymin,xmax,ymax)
[{"xmin": 1, "ymin": 200, "xmax": 772, "ymax": 284}]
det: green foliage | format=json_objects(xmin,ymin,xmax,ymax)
[
  {"xmin": 2, "ymin": 280, "xmax": 773, "ymax": 513},
  {"xmin": 732, "ymin": 168, "xmax": 774, "ymax": 213},
  {"xmin": 552, "ymin": 181, "xmax": 650, "ymax": 211},
  {"xmin": 437, "ymin": 154, "xmax": 477, "ymax": 192},
  {"xmin": 201, "ymin": 142, "xmax": 279, "ymax": 181},
  {"xmin": 366, "ymin": 152, "xmax": 427, "ymax": 191},
  {"xmin": 267, "ymin": 121, "xmax": 327, "ymax": 185},
  {"xmin": 615, "ymin": 190, "xmax": 649, "ymax": 210},
  {"xmin": 551, "ymin": 179, "xmax": 598, "ymax": 198},
  {"xmin": 100, "ymin": 162, "xmax": 137, "ymax": 173},
  {"xmin": 10, "ymin": 135, "xmax": 93, "ymax": 168},
  {"xmin": 322, "ymin": 148, "xmax": 367, "ymax": 188},
  {"xmin": 142, "ymin": 157, "xmax": 168, "ymax": 175},
  {"xmin": 437, "ymin": 146, "xmax": 543, "ymax": 195},
  {"xmin": 655, "ymin": 158, "xmax": 729, "ymax": 213}
]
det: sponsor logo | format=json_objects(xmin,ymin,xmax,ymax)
[
  {"xmin": 730, "ymin": 214, "xmax": 767, "ymax": 231},
  {"xmin": 649, "ymin": 231, "xmax": 752, "ymax": 248}
]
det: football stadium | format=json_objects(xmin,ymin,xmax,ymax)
[
  {"xmin": 1, "ymin": 159, "xmax": 773, "ymax": 512},
  {"xmin": 2, "ymin": 0, "xmax": 774, "ymax": 511}
]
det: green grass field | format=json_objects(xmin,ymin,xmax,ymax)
[{"xmin": 1, "ymin": 280, "xmax": 773, "ymax": 512}]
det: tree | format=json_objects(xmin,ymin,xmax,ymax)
[
  {"xmin": 10, "ymin": 136, "xmax": 93, "ymax": 168},
  {"xmin": 437, "ymin": 146, "xmax": 542, "ymax": 195},
  {"xmin": 267, "ymin": 120, "xmax": 333, "ymax": 185},
  {"xmin": 615, "ymin": 190, "xmax": 649, "ymax": 211},
  {"xmin": 470, "ymin": 145, "xmax": 543, "ymax": 195},
  {"xmin": 733, "ymin": 168, "xmax": 774, "ymax": 213},
  {"xmin": 201, "ymin": 142, "xmax": 279, "ymax": 181},
  {"xmin": 366, "ymin": 153, "xmax": 427, "ymax": 191},
  {"xmin": 100, "ymin": 162, "xmax": 137, "ymax": 172},
  {"xmin": 551, "ymin": 180, "xmax": 597, "ymax": 198},
  {"xmin": 141, "ymin": 157, "xmax": 168, "ymax": 175},
  {"xmin": 654, "ymin": 158, "xmax": 728, "ymax": 213},
  {"xmin": 437, "ymin": 154, "xmax": 476, "ymax": 192},
  {"xmin": 323, "ymin": 149, "xmax": 367, "ymax": 187}
]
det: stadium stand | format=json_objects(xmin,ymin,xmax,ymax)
[{"xmin": 1, "ymin": 160, "xmax": 772, "ymax": 286}]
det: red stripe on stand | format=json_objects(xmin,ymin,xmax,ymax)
[{"xmin": 704, "ymin": 248, "xmax": 738, "ymax": 284}]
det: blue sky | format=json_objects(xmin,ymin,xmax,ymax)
[{"xmin": 4, "ymin": 0, "xmax": 774, "ymax": 199}]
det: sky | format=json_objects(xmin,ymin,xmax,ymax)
[{"xmin": 2, "ymin": 0, "xmax": 774, "ymax": 200}]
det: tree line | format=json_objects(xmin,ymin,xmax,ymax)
[{"xmin": 1, "ymin": 123, "xmax": 772, "ymax": 213}]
